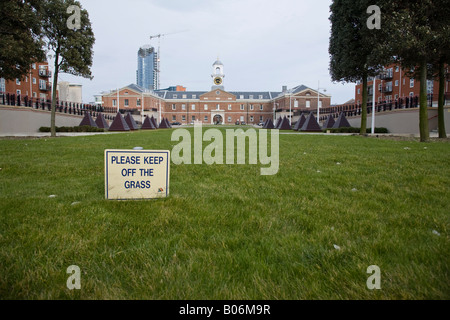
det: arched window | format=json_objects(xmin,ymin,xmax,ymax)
[{"xmin": 216, "ymin": 67, "xmax": 221, "ymax": 75}]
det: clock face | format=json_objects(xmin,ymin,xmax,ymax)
[{"xmin": 214, "ymin": 77, "xmax": 223, "ymax": 85}]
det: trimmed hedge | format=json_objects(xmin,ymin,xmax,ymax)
[
  {"xmin": 323, "ymin": 127, "xmax": 389, "ymax": 134},
  {"xmin": 39, "ymin": 126, "xmax": 105, "ymax": 133}
]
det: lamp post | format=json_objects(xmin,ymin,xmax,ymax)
[
  {"xmin": 317, "ymin": 81, "xmax": 326, "ymax": 123},
  {"xmin": 116, "ymin": 88, "xmax": 119, "ymax": 113},
  {"xmin": 371, "ymin": 71, "xmax": 386, "ymax": 134},
  {"xmin": 289, "ymin": 90, "xmax": 292, "ymax": 125},
  {"xmin": 141, "ymin": 91, "xmax": 144, "ymax": 125}
]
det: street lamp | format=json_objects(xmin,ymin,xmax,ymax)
[
  {"xmin": 317, "ymin": 81, "xmax": 326, "ymax": 123},
  {"xmin": 141, "ymin": 91, "xmax": 144, "ymax": 124},
  {"xmin": 289, "ymin": 90, "xmax": 293, "ymax": 125}
]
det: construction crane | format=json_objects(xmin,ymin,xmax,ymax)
[{"xmin": 149, "ymin": 30, "xmax": 187, "ymax": 90}]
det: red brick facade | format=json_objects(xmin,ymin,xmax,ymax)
[
  {"xmin": 1, "ymin": 62, "xmax": 52, "ymax": 100},
  {"xmin": 102, "ymin": 85, "xmax": 331, "ymax": 125},
  {"xmin": 355, "ymin": 63, "xmax": 450, "ymax": 105}
]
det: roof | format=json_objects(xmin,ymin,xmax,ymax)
[
  {"xmin": 104, "ymin": 84, "xmax": 322, "ymax": 101},
  {"xmin": 126, "ymin": 83, "xmax": 145, "ymax": 93},
  {"xmin": 157, "ymin": 90, "xmax": 283, "ymax": 100}
]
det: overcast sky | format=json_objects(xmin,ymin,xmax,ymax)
[{"xmin": 57, "ymin": 0, "xmax": 355, "ymax": 104}]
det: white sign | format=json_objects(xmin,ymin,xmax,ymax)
[{"xmin": 104, "ymin": 149, "xmax": 170, "ymax": 200}]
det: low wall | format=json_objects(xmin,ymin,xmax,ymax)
[
  {"xmin": 0, "ymin": 106, "xmax": 161, "ymax": 134},
  {"xmin": 0, "ymin": 106, "xmax": 84, "ymax": 133},
  {"xmin": 343, "ymin": 107, "xmax": 450, "ymax": 134}
]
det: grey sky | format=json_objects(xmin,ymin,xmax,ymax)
[{"xmin": 58, "ymin": 0, "xmax": 355, "ymax": 104}]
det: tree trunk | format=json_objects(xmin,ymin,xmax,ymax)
[
  {"xmin": 50, "ymin": 50, "xmax": 60, "ymax": 138},
  {"xmin": 419, "ymin": 60, "xmax": 429, "ymax": 142},
  {"xmin": 438, "ymin": 60, "xmax": 446, "ymax": 138},
  {"xmin": 360, "ymin": 73, "xmax": 368, "ymax": 135}
]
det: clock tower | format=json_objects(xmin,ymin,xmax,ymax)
[{"xmin": 211, "ymin": 58, "xmax": 225, "ymax": 90}]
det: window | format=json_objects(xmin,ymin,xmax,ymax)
[
  {"xmin": 204, "ymin": 104, "xmax": 208, "ymax": 110},
  {"xmin": 319, "ymin": 101, "xmax": 322, "ymax": 108},
  {"xmin": 357, "ymin": 88, "xmax": 361, "ymax": 94},
  {"xmin": 409, "ymin": 92, "xmax": 414, "ymax": 97},
  {"xmin": 306, "ymin": 100, "xmax": 311, "ymax": 108},
  {"xmin": 172, "ymin": 104, "xmax": 176, "ymax": 110},
  {"xmin": 388, "ymin": 68, "xmax": 393, "ymax": 77},
  {"xmin": 410, "ymin": 79, "xmax": 414, "ymax": 88},
  {"xmin": 17, "ymin": 90, "xmax": 21, "ymax": 95},
  {"xmin": 216, "ymin": 104, "xmax": 220, "ymax": 110},
  {"xmin": 192, "ymin": 95, "xmax": 196, "ymax": 99},
  {"xmin": 240, "ymin": 95, "xmax": 244, "ymax": 99},
  {"xmin": 395, "ymin": 66, "xmax": 399, "ymax": 72},
  {"xmin": 357, "ymin": 100, "xmax": 360, "ymax": 104},
  {"xmin": 113, "ymin": 99, "xmax": 117, "ymax": 107},
  {"xmin": 250, "ymin": 105, "xmax": 254, "ymax": 110},
  {"xmin": 294, "ymin": 100, "xmax": 299, "ymax": 108},
  {"xmin": 378, "ymin": 84, "xmax": 382, "ymax": 91},
  {"xmin": 395, "ymin": 94, "xmax": 398, "ymax": 100},
  {"xmin": 182, "ymin": 94, "xmax": 187, "ymax": 99},
  {"xmin": 249, "ymin": 95, "xmax": 254, "ymax": 99},
  {"xmin": 192, "ymin": 116, "xmax": 196, "ymax": 121},
  {"xmin": 240, "ymin": 104, "xmax": 244, "ymax": 110},
  {"xmin": 173, "ymin": 94, "xmax": 177, "ymax": 98},
  {"xmin": 137, "ymin": 99, "xmax": 141, "ymax": 106},
  {"xmin": 395, "ymin": 80, "xmax": 399, "ymax": 87},
  {"xmin": 191, "ymin": 104, "xmax": 196, "ymax": 110},
  {"xmin": 228, "ymin": 116, "xmax": 232, "ymax": 122},
  {"xmin": 260, "ymin": 116, "xmax": 263, "ymax": 122},
  {"xmin": 33, "ymin": 78, "xmax": 36, "ymax": 84},
  {"xmin": 32, "ymin": 63, "xmax": 36, "ymax": 69},
  {"xmin": 172, "ymin": 115, "xmax": 176, "ymax": 121},
  {"xmin": 259, "ymin": 95, "xmax": 263, "ymax": 99},
  {"xmin": 403, "ymin": 78, "xmax": 406, "ymax": 85},
  {"xmin": 228, "ymin": 104, "xmax": 232, "ymax": 110},
  {"xmin": 182, "ymin": 115, "xmax": 186, "ymax": 121},
  {"xmin": 182, "ymin": 104, "xmax": 186, "ymax": 110},
  {"xmin": 33, "ymin": 92, "xmax": 37, "ymax": 98},
  {"xmin": 16, "ymin": 79, "xmax": 20, "ymax": 85},
  {"xmin": 204, "ymin": 116, "xmax": 208, "ymax": 122},
  {"xmin": 250, "ymin": 116, "xmax": 254, "ymax": 122},
  {"xmin": 39, "ymin": 79, "xmax": 46, "ymax": 90},
  {"xmin": 260, "ymin": 105, "xmax": 264, "ymax": 111},
  {"xmin": 124, "ymin": 99, "xmax": 129, "ymax": 107}
]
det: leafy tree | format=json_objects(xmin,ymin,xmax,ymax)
[
  {"xmin": 0, "ymin": 0, "xmax": 45, "ymax": 81},
  {"xmin": 42, "ymin": 0, "xmax": 95, "ymax": 137},
  {"xmin": 329, "ymin": 0, "xmax": 392, "ymax": 135},
  {"xmin": 429, "ymin": 0, "xmax": 450, "ymax": 138},
  {"xmin": 388, "ymin": 0, "xmax": 449, "ymax": 141}
]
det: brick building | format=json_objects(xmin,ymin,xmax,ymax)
[
  {"xmin": 101, "ymin": 59, "xmax": 332, "ymax": 125},
  {"xmin": 0, "ymin": 62, "xmax": 52, "ymax": 100},
  {"xmin": 355, "ymin": 63, "xmax": 450, "ymax": 106}
]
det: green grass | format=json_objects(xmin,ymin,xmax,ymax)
[{"xmin": 0, "ymin": 129, "xmax": 449, "ymax": 299}]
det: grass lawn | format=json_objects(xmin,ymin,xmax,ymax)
[{"xmin": 0, "ymin": 128, "xmax": 449, "ymax": 299}]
